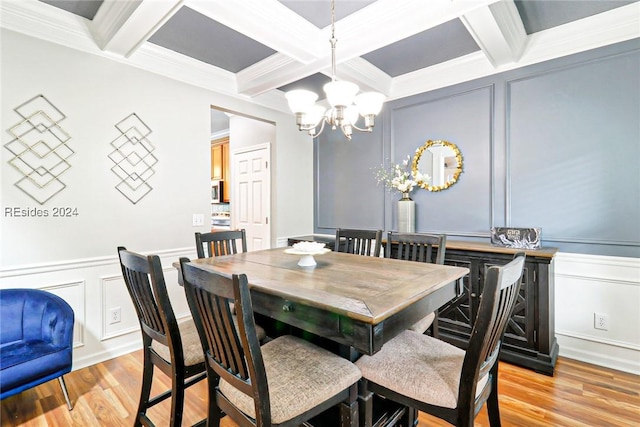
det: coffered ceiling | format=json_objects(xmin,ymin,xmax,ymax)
[{"xmin": 2, "ymin": 0, "xmax": 639, "ymax": 113}]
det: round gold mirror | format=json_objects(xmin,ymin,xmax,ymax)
[{"xmin": 411, "ymin": 140, "xmax": 463, "ymax": 192}]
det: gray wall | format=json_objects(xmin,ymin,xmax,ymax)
[{"xmin": 315, "ymin": 39, "xmax": 640, "ymax": 257}]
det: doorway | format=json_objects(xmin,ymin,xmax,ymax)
[{"xmin": 210, "ymin": 107, "xmax": 274, "ymax": 250}]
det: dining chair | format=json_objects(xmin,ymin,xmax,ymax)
[
  {"xmin": 179, "ymin": 257, "xmax": 362, "ymax": 427},
  {"xmin": 335, "ymin": 228, "xmax": 382, "ymax": 257},
  {"xmin": 117, "ymin": 247, "xmax": 206, "ymax": 427},
  {"xmin": 387, "ymin": 231, "xmax": 447, "ymax": 336},
  {"xmin": 196, "ymin": 229, "xmax": 247, "ymax": 258},
  {"xmin": 194, "ymin": 230, "xmax": 267, "ymax": 342},
  {"xmin": 356, "ymin": 253, "xmax": 526, "ymax": 427}
]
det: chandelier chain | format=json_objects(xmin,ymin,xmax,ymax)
[{"xmin": 330, "ymin": 0, "xmax": 337, "ymax": 82}]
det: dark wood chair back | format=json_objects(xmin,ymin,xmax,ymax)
[
  {"xmin": 195, "ymin": 229, "xmax": 247, "ymax": 258},
  {"xmin": 118, "ymin": 247, "xmax": 176, "ymax": 349},
  {"xmin": 386, "ymin": 232, "xmax": 447, "ymax": 336},
  {"xmin": 387, "ymin": 232, "xmax": 446, "ymax": 264},
  {"xmin": 180, "ymin": 258, "xmax": 270, "ymax": 425},
  {"xmin": 335, "ymin": 228, "xmax": 382, "ymax": 257},
  {"xmin": 457, "ymin": 252, "xmax": 525, "ymax": 423},
  {"xmin": 117, "ymin": 247, "xmax": 205, "ymax": 427}
]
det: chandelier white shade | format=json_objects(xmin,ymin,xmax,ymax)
[{"xmin": 285, "ymin": 0, "xmax": 385, "ymax": 140}]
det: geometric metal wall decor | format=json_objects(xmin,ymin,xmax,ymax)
[
  {"xmin": 4, "ymin": 94, "xmax": 74, "ymax": 204},
  {"xmin": 108, "ymin": 113, "xmax": 157, "ymax": 204}
]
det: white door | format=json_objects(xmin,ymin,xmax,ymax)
[{"xmin": 232, "ymin": 143, "xmax": 271, "ymax": 251}]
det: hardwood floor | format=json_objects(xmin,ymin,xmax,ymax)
[{"xmin": 1, "ymin": 351, "xmax": 638, "ymax": 426}]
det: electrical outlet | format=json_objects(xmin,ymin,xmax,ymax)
[
  {"xmin": 109, "ymin": 307, "xmax": 122, "ymax": 325},
  {"xmin": 594, "ymin": 312, "xmax": 608, "ymax": 330},
  {"xmin": 192, "ymin": 213, "xmax": 204, "ymax": 227}
]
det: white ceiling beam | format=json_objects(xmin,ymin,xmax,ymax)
[
  {"xmin": 91, "ymin": 0, "xmax": 184, "ymax": 58},
  {"xmin": 337, "ymin": 58, "xmax": 393, "ymax": 96},
  {"xmin": 186, "ymin": 0, "xmax": 324, "ymax": 64},
  {"xmin": 236, "ymin": 0, "xmax": 503, "ymax": 97},
  {"xmin": 236, "ymin": 53, "xmax": 322, "ymax": 96},
  {"xmin": 460, "ymin": 0, "xmax": 527, "ymax": 68}
]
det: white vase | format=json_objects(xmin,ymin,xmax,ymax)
[{"xmin": 397, "ymin": 192, "xmax": 415, "ymax": 233}]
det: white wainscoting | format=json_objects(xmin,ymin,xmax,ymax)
[
  {"xmin": 0, "ymin": 247, "xmax": 196, "ymax": 371},
  {"xmin": 2, "ymin": 248, "xmax": 638, "ymax": 374},
  {"xmin": 554, "ymin": 252, "xmax": 640, "ymax": 374}
]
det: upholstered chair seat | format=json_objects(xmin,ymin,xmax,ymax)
[
  {"xmin": 356, "ymin": 330, "xmax": 489, "ymax": 409},
  {"xmin": 150, "ymin": 318, "xmax": 204, "ymax": 367},
  {"xmin": 219, "ymin": 335, "xmax": 361, "ymax": 424},
  {"xmin": 408, "ymin": 312, "xmax": 436, "ymax": 334}
]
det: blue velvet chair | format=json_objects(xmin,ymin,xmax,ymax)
[{"xmin": 0, "ymin": 288, "xmax": 74, "ymax": 410}]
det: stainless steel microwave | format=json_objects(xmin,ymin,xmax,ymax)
[{"xmin": 211, "ymin": 180, "xmax": 223, "ymax": 203}]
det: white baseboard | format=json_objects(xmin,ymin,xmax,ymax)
[
  {"xmin": 72, "ymin": 340, "xmax": 143, "ymax": 371},
  {"xmin": 557, "ymin": 333, "xmax": 640, "ymax": 375}
]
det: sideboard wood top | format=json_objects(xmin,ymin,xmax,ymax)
[{"xmin": 444, "ymin": 240, "xmax": 558, "ymax": 259}]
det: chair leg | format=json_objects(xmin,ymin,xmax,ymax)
[
  {"xmin": 357, "ymin": 380, "xmax": 373, "ymax": 427},
  {"xmin": 206, "ymin": 372, "xmax": 222, "ymax": 427},
  {"xmin": 169, "ymin": 369, "xmax": 186, "ymax": 427},
  {"xmin": 136, "ymin": 343, "xmax": 154, "ymax": 427},
  {"xmin": 487, "ymin": 372, "xmax": 502, "ymax": 427},
  {"xmin": 58, "ymin": 376, "xmax": 73, "ymax": 410},
  {"xmin": 430, "ymin": 313, "xmax": 439, "ymax": 338},
  {"xmin": 401, "ymin": 406, "xmax": 419, "ymax": 427}
]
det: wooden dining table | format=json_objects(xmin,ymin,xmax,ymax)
[
  {"xmin": 180, "ymin": 247, "xmax": 469, "ymax": 358},
  {"xmin": 178, "ymin": 247, "xmax": 469, "ymax": 426}
]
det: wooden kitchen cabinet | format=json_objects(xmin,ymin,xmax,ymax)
[
  {"xmin": 211, "ymin": 143, "xmax": 223, "ymax": 180},
  {"xmin": 222, "ymin": 141, "xmax": 230, "ymax": 202},
  {"xmin": 211, "ymin": 137, "xmax": 230, "ymax": 202}
]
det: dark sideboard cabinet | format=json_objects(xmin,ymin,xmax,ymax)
[
  {"xmin": 436, "ymin": 241, "xmax": 559, "ymax": 376},
  {"xmin": 287, "ymin": 236, "xmax": 559, "ymax": 375}
]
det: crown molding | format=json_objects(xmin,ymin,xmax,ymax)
[
  {"xmin": 391, "ymin": 51, "xmax": 495, "ymax": 101},
  {"xmin": 0, "ymin": 0, "xmax": 97, "ymax": 51},
  {"xmin": 518, "ymin": 2, "xmax": 640, "ymax": 68},
  {"xmin": 0, "ymin": 0, "xmax": 291, "ymax": 113},
  {"xmin": 391, "ymin": 2, "xmax": 640, "ymax": 100},
  {"xmin": 2, "ymin": 0, "xmax": 637, "ymax": 116}
]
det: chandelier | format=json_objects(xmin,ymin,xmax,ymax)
[{"xmin": 285, "ymin": 0, "xmax": 385, "ymax": 140}]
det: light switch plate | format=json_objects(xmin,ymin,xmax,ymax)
[{"xmin": 192, "ymin": 213, "xmax": 204, "ymax": 226}]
